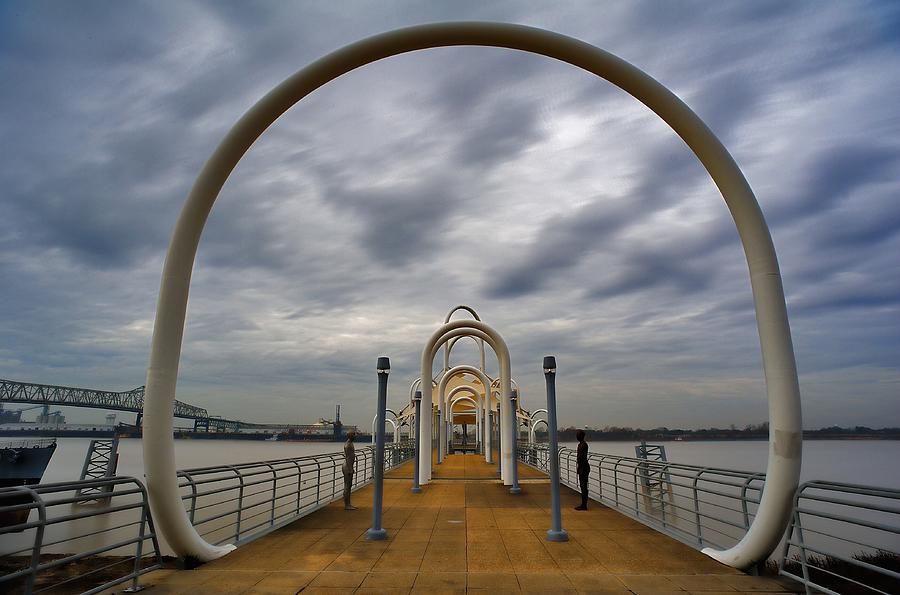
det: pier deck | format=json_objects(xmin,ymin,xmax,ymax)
[{"xmin": 132, "ymin": 454, "xmax": 798, "ymax": 594}]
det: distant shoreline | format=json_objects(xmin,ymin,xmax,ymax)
[{"xmin": 554, "ymin": 427, "xmax": 900, "ymax": 442}]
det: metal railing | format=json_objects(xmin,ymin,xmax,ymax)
[
  {"xmin": 518, "ymin": 443, "xmax": 900, "ymax": 594},
  {"xmin": 523, "ymin": 443, "xmax": 765, "ymax": 551},
  {"xmin": 0, "ymin": 476, "xmax": 163, "ymax": 594},
  {"xmin": 0, "ymin": 441, "xmax": 413, "ymax": 594},
  {"xmin": 779, "ymin": 481, "xmax": 900, "ymax": 595},
  {"xmin": 177, "ymin": 442, "xmax": 414, "ymax": 548}
]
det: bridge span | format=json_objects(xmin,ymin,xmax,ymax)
[{"xmin": 0, "ymin": 378, "xmax": 289, "ymax": 432}]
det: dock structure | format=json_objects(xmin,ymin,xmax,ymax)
[{"xmin": 132, "ymin": 454, "xmax": 798, "ymax": 594}]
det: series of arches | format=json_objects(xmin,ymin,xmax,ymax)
[{"xmin": 141, "ymin": 22, "xmax": 802, "ymax": 570}]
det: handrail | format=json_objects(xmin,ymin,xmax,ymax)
[
  {"xmin": 0, "ymin": 442, "xmax": 413, "ymax": 593},
  {"xmin": 0, "ymin": 476, "xmax": 163, "ymax": 594},
  {"xmin": 175, "ymin": 442, "xmax": 413, "ymax": 548},
  {"xmin": 517, "ymin": 443, "xmax": 899, "ymax": 594}
]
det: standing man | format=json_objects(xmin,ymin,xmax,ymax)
[
  {"xmin": 575, "ymin": 429, "xmax": 590, "ymax": 510},
  {"xmin": 343, "ymin": 430, "xmax": 358, "ymax": 511}
]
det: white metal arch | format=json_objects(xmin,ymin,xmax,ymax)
[
  {"xmin": 529, "ymin": 419, "xmax": 548, "ymax": 443},
  {"xmin": 142, "ymin": 22, "xmax": 802, "ymax": 567},
  {"xmin": 422, "ymin": 322, "xmax": 514, "ymax": 487},
  {"xmin": 409, "ymin": 376, "xmax": 437, "ymax": 402},
  {"xmin": 437, "ymin": 364, "xmax": 495, "ymax": 463},
  {"xmin": 442, "ymin": 306, "xmax": 486, "ymax": 372},
  {"xmin": 371, "ymin": 409, "xmax": 400, "ymax": 445},
  {"xmin": 443, "ymin": 334, "xmax": 487, "ymax": 373},
  {"xmin": 440, "ymin": 384, "xmax": 484, "ymax": 456},
  {"xmin": 448, "ymin": 392, "xmax": 481, "ymax": 452},
  {"xmin": 449, "ymin": 393, "xmax": 479, "ymax": 411}
]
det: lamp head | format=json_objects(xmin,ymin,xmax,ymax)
[
  {"xmin": 376, "ymin": 356, "xmax": 390, "ymax": 374},
  {"xmin": 413, "ymin": 390, "xmax": 422, "ymax": 402},
  {"xmin": 543, "ymin": 355, "xmax": 557, "ymax": 374}
]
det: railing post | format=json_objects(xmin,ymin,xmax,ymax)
[
  {"xmin": 412, "ymin": 390, "xmax": 423, "ymax": 493},
  {"xmin": 131, "ymin": 484, "xmax": 147, "ymax": 593},
  {"xmin": 367, "ymin": 356, "xmax": 390, "ymax": 541},
  {"xmin": 294, "ymin": 461, "xmax": 302, "ymax": 515},
  {"xmin": 266, "ymin": 463, "xmax": 277, "ymax": 528},
  {"xmin": 543, "ymin": 356, "xmax": 568, "ymax": 542},
  {"xmin": 614, "ymin": 460, "xmax": 621, "ymax": 507},
  {"xmin": 598, "ymin": 455, "xmax": 605, "ymax": 500},
  {"xmin": 26, "ymin": 487, "xmax": 45, "ymax": 594},
  {"xmin": 230, "ymin": 466, "xmax": 243, "ymax": 542},
  {"xmin": 693, "ymin": 470, "xmax": 704, "ymax": 546}
]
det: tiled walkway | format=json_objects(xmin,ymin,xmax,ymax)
[
  {"xmin": 386, "ymin": 450, "xmax": 547, "ymax": 480},
  {"xmin": 131, "ymin": 455, "xmax": 799, "ymax": 594}
]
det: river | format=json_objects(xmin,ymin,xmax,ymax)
[{"xmin": 38, "ymin": 437, "xmax": 900, "ymax": 488}]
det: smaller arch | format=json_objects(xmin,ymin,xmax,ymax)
[
  {"xmin": 443, "ymin": 305, "xmax": 482, "ymax": 323},
  {"xmin": 447, "ymin": 391, "xmax": 481, "ymax": 454},
  {"xmin": 444, "ymin": 335, "xmax": 487, "ymax": 372},
  {"xmin": 436, "ymin": 364, "xmax": 495, "ymax": 464},
  {"xmin": 372, "ymin": 409, "xmax": 400, "ymax": 445},
  {"xmin": 442, "ymin": 306, "xmax": 486, "ymax": 373},
  {"xmin": 529, "ymin": 419, "xmax": 549, "ymax": 443}
]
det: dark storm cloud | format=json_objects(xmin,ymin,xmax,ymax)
[
  {"xmin": 453, "ymin": 97, "xmax": 546, "ymax": 168},
  {"xmin": 484, "ymin": 198, "xmax": 634, "ymax": 298},
  {"xmin": 586, "ymin": 249, "xmax": 713, "ymax": 300},
  {"xmin": 769, "ymin": 144, "xmax": 897, "ymax": 226},
  {"xmin": 327, "ymin": 177, "xmax": 464, "ymax": 267}
]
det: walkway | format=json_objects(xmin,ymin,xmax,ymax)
[
  {"xmin": 386, "ymin": 450, "xmax": 547, "ymax": 480},
  {"xmin": 130, "ymin": 455, "xmax": 799, "ymax": 594}
]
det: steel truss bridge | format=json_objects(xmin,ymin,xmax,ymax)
[{"xmin": 0, "ymin": 378, "xmax": 285, "ymax": 432}]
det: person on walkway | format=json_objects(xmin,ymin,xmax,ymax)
[
  {"xmin": 343, "ymin": 431, "xmax": 358, "ymax": 511},
  {"xmin": 575, "ymin": 429, "xmax": 590, "ymax": 510}
]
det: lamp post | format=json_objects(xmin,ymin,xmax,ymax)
[
  {"xmin": 496, "ymin": 404, "xmax": 502, "ymax": 478},
  {"xmin": 543, "ymin": 356, "xmax": 568, "ymax": 542},
  {"xmin": 411, "ymin": 390, "xmax": 423, "ymax": 494},
  {"xmin": 366, "ymin": 356, "xmax": 390, "ymax": 541},
  {"xmin": 509, "ymin": 389, "xmax": 522, "ymax": 495},
  {"xmin": 436, "ymin": 408, "xmax": 443, "ymax": 464}
]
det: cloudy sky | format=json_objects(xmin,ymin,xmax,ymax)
[{"xmin": 1, "ymin": 1, "xmax": 898, "ymax": 430}]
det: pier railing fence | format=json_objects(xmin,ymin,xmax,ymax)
[
  {"xmin": 0, "ymin": 441, "xmax": 413, "ymax": 594},
  {"xmin": 0, "ymin": 476, "xmax": 162, "ymax": 594},
  {"xmin": 177, "ymin": 441, "xmax": 414, "ymax": 548},
  {"xmin": 518, "ymin": 442, "xmax": 900, "ymax": 595}
]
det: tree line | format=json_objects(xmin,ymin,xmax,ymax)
[{"xmin": 538, "ymin": 424, "xmax": 900, "ymax": 441}]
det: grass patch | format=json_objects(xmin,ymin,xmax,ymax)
[{"xmin": 767, "ymin": 550, "xmax": 899, "ymax": 594}]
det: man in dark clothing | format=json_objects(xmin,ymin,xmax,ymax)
[
  {"xmin": 575, "ymin": 429, "xmax": 589, "ymax": 510},
  {"xmin": 343, "ymin": 431, "xmax": 358, "ymax": 510}
]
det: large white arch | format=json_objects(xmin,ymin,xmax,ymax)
[
  {"xmin": 421, "ymin": 322, "xmax": 514, "ymax": 486},
  {"xmin": 437, "ymin": 364, "xmax": 495, "ymax": 463},
  {"xmin": 142, "ymin": 22, "xmax": 801, "ymax": 567}
]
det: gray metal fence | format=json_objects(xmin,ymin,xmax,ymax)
[
  {"xmin": 0, "ymin": 442, "xmax": 414, "ymax": 594},
  {"xmin": 0, "ymin": 476, "xmax": 162, "ymax": 594},
  {"xmin": 779, "ymin": 480, "xmax": 899, "ymax": 595},
  {"xmin": 177, "ymin": 442, "xmax": 414, "ymax": 547},
  {"xmin": 518, "ymin": 443, "xmax": 900, "ymax": 594},
  {"xmin": 519, "ymin": 443, "xmax": 765, "ymax": 550}
]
